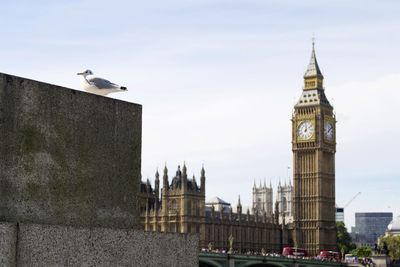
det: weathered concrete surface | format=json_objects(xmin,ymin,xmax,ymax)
[
  {"xmin": 0, "ymin": 222, "xmax": 198, "ymax": 267},
  {"xmin": 0, "ymin": 72, "xmax": 142, "ymax": 229},
  {"xmin": 0, "ymin": 223, "xmax": 16, "ymax": 266}
]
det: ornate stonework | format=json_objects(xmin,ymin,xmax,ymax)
[
  {"xmin": 140, "ymin": 164, "xmax": 206, "ymax": 244},
  {"xmin": 252, "ymin": 180, "xmax": 273, "ymax": 217},
  {"xmin": 277, "ymin": 180, "xmax": 293, "ymax": 224},
  {"xmin": 140, "ymin": 165, "xmax": 288, "ymax": 253},
  {"xmin": 292, "ymin": 43, "xmax": 337, "ymax": 255}
]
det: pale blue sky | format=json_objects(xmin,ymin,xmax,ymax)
[{"xmin": 1, "ymin": 0, "xmax": 399, "ymax": 229}]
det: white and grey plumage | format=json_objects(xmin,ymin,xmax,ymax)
[{"xmin": 77, "ymin": 69, "xmax": 127, "ymax": 96}]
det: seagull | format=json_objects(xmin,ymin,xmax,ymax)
[{"xmin": 77, "ymin": 69, "xmax": 127, "ymax": 96}]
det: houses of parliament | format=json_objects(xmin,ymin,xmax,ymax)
[{"xmin": 139, "ymin": 43, "xmax": 337, "ymax": 255}]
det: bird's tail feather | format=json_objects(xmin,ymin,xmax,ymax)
[{"xmin": 120, "ymin": 86, "xmax": 127, "ymax": 90}]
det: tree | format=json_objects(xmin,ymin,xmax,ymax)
[
  {"xmin": 351, "ymin": 246, "xmax": 372, "ymax": 258},
  {"xmin": 336, "ymin": 221, "xmax": 356, "ymax": 254},
  {"xmin": 379, "ymin": 235, "xmax": 400, "ymax": 260}
]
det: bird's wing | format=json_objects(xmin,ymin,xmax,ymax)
[{"xmin": 86, "ymin": 76, "xmax": 118, "ymax": 89}]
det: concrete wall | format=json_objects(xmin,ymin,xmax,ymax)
[
  {"xmin": 0, "ymin": 72, "xmax": 142, "ymax": 229},
  {"xmin": 0, "ymin": 222, "xmax": 198, "ymax": 267},
  {"xmin": 0, "ymin": 223, "xmax": 16, "ymax": 266}
]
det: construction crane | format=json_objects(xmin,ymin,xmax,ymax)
[
  {"xmin": 335, "ymin": 192, "xmax": 361, "ymax": 223},
  {"xmin": 336, "ymin": 192, "xmax": 361, "ymax": 208},
  {"xmin": 343, "ymin": 192, "xmax": 361, "ymax": 208}
]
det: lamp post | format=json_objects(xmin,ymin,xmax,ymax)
[{"xmin": 341, "ymin": 247, "xmax": 345, "ymax": 262}]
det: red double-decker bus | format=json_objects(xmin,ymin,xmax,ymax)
[
  {"xmin": 319, "ymin": 250, "xmax": 340, "ymax": 261},
  {"xmin": 282, "ymin": 247, "xmax": 308, "ymax": 257}
]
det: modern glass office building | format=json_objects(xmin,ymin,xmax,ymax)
[{"xmin": 352, "ymin": 212, "xmax": 393, "ymax": 246}]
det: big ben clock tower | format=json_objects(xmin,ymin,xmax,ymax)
[{"xmin": 292, "ymin": 42, "xmax": 337, "ymax": 255}]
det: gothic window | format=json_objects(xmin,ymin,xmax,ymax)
[
  {"xmin": 282, "ymin": 197, "xmax": 287, "ymax": 212},
  {"xmin": 187, "ymin": 200, "xmax": 192, "ymax": 215},
  {"xmin": 170, "ymin": 199, "xmax": 177, "ymax": 210}
]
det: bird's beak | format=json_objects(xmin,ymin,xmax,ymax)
[{"xmin": 77, "ymin": 72, "xmax": 83, "ymax": 75}]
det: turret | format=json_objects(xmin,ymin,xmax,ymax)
[
  {"xmin": 200, "ymin": 164, "xmax": 206, "ymax": 194},
  {"xmin": 161, "ymin": 164, "xmax": 169, "ymax": 219},
  {"xmin": 146, "ymin": 178, "xmax": 151, "ymax": 192},
  {"xmin": 176, "ymin": 165, "xmax": 182, "ymax": 177},
  {"xmin": 192, "ymin": 174, "xmax": 198, "ymax": 189},
  {"xmin": 163, "ymin": 164, "xmax": 169, "ymax": 191},
  {"xmin": 237, "ymin": 195, "xmax": 242, "ymax": 215},
  {"xmin": 155, "ymin": 169, "xmax": 160, "ymax": 199},
  {"xmin": 182, "ymin": 162, "xmax": 187, "ymax": 191}
]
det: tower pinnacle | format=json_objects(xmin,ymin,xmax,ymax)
[
  {"xmin": 237, "ymin": 195, "xmax": 242, "ymax": 214},
  {"xmin": 304, "ymin": 40, "xmax": 324, "ymax": 90}
]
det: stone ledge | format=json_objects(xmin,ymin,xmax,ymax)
[
  {"xmin": 0, "ymin": 222, "xmax": 199, "ymax": 266},
  {"xmin": 0, "ymin": 72, "xmax": 142, "ymax": 229},
  {"xmin": 0, "ymin": 222, "xmax": 16, "ymax": 266}
]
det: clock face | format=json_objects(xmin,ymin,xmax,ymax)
[
  {"xmin": 297, "ymin": 120, "xmax": 314, "ymax": 140},
  {"xmin": 324, "ymin": 121, "xmax": 334, "ymax": 141}
]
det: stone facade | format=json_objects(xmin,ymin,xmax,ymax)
[
  {"xmin": 0, "ymin": 223, "xmax": 16, "ymax": 266},
  {"xmin": 252, "ymin": 181, "xmax": 273, "ymax": 217},
  {"xmin": 141, "ymin": 165, "xmax": 290, "ymax": 253},
  {"xmin": 0, "ymin": 222, "xmax": 198, "ymax": 267},
  {"xmin": 276, "ymin": 181, "xmax": 293, "ymax": 224},
  {"xmin": 292, "ymin": 44, "xmax": 337, "ymax": 254},
  {"xmin": 141, "ymin": 164, "xmax": 206, "ymax": 245},
  {"xmin": 205, "ymin": 199, "xmax": 282, "ymax": 253},
  {"xmin": 0, "ymin": 72, "xmax": 142, "ymax": 229}
]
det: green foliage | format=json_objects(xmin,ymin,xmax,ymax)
[
  {"xmin": 379, "ymin": 235, "xmax": 400, "ymax": 260},
  {"xmin": 336, "ymin": 222, "xmax": 356, "ymax": 254},
  {"xmin": 350, "ymin": 246, "xmax": 372, "ymax": 258}
]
